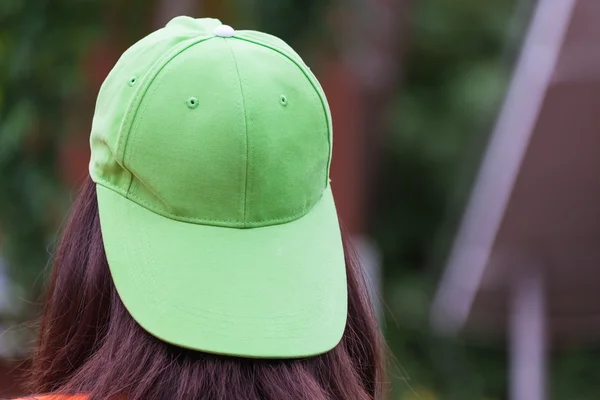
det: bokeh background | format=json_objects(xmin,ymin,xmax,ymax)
[{"xmin": 1, "ymin": 0, "xmax": 600, "ymax": 398}]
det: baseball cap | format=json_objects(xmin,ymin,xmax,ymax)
[{"xmin": 89, "ymin": 16, "xmax": 346, "ymax": 358}]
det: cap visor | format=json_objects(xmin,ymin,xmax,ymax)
[{"xmin": 96, "ymin": 184, "xmax": 347, "ymax": 358}]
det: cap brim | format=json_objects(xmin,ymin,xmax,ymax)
[{"xmin": 96, "ymin": 184, "xmax": 347, "ymax": 358}]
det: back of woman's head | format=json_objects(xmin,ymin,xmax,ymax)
[
  {"xmin": 28, "ymin": 178, "xmax": 385, "ymax": 400},
  {"xmin": 26, "ymin": 16, "xmax": 386, "ymax": 400}
]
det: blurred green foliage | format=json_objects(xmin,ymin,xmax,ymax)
[{"xmin": 0, "ymin": 0, "xmax": 100, "ymax": 292}]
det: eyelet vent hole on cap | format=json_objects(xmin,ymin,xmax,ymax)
[
  {"xmin": 186, "ymin": 97, "xmax": 199, "ymax": 109},
  {"xmin": 279, "ymin": 94, "xmax": 288, "ymax": 106},
  {"xmin": 128, "ymin": 76, "xmax": 138, "ymax": 86}
]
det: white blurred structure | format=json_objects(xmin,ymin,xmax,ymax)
[{"xmin": 429, "ymin": 0, "xmax": 600, "ymax": 399}]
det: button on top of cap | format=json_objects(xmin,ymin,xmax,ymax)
[{"xmin": 213, "ymin": 25, "xmax": 234, "ymax": 38}]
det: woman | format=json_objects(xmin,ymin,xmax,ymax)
[{"xmin": 19, "ymin": 16, "xmax": 385, "ymax": 400}]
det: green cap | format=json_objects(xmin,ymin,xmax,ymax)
[{"xmin": 89, "ymin": 16, "xmax": 346, "ymax": 358}]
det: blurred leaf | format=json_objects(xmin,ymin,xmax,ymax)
[{"xmin": 0, "ymin": 0, "xmax": 100, "ymax": 304}]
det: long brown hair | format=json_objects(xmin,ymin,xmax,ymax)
[{"xmin": 27, "ymin": 177, "xmax": 385, "ymax": 400}]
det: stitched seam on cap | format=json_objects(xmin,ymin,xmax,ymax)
[
  {"xmin": 226, "ymin": 40, "xmax": 250, "ymax": 226},
  {"xmin": 125, "ymin": 59, "xmax": 176, "ymax": 202},
  {"xmin": 120, "ymin": 38, "xmax": 204, "ymax": 164},
  {"xmin": 95, "ymin": 177, "xmax": 327, "ymax": 228},
  {"xmin": 234, "ymin": 36, "xmax": 331, "ymax": 188},
  {"xmin": 116, "ymin": 36, "xmax": 216, "ymax": 197},
  {"xmin": 94, "ymin": 179, "xmax": 128, "ymax": 197},
  {"xmin": 119, "ymin": 186, "xmax": 317, "ymax": 226}
]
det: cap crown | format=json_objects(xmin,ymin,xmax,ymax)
[{"xmin": 90, "ymin": 17, "xmax": 332, "ymax": 228}]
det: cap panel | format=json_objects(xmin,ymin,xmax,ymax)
[
  {"xmin": 235, "ymin": 30, "xmax": 305, "ymax": 65},
  {"xmin": 236, "ymin": 31, "xmax": 333, "ymax": 181},
  {"xmin": 90, "ymin": 17, "xmax": 222, "ymax": 195},
  {"xmin": 230, "ymin": 39, "xmax": 330, "ymax": 225},
  {"xmin": 126, "ymin": 38, "xmax": 247, "ymax": 225}
]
